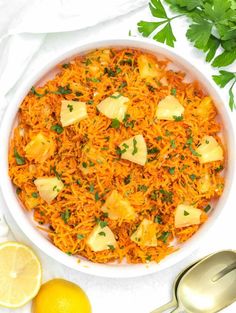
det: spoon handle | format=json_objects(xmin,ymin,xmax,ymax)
[{"xmin": 150, "ymin": 299, "xmax": 177, "ymax": 313}]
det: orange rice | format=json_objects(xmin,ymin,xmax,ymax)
[{"xmin": 9, "ymin": 48, "xmax": 225, "ymax": 264}]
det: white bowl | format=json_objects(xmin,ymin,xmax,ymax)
[{"xmin": 0, "ymin": 38, "xmax": 235, "ymax": 278}]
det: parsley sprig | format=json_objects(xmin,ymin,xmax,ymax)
[{"xmin": 137, "ymin": 0, "xmax": 236, "ymax": 111}]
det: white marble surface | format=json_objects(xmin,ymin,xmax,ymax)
[{"xmin": 0, "ymin": 3, "xmax": 236, "ymax": 313}]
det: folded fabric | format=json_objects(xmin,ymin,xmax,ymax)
[{"xmin": 0, "ymin": 0, "xmax": 148, "ymax": 98}]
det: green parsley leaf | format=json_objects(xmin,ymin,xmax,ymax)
[
  {"xmin": 61, "ymin": 209, "xmax": 71, "ymax": 224},
  {"xmin": 148, "ymin": 147, "xmax": 160, "ymax": 154},
  {"xmin": 146, "ymin": 255, "xmax": 152, "ymax": 262},
  {"xmin": 108, "ymin": 245, "xmax": 115, "ymax": 251},
  {"xmin": 62, "ymin": 63, "xmax": 70, "ymax": 69},
  {"xmin": 16, "ymin": 187, "xmax": 22, "ymax": 195},
  {"xmin": 118, "ymin": 82, "xmax": 127, "ymax": 90},
  {"xmin": 154, "ymin": 215, "xmax": 162, "ymax": 224},
  {"xmin": 124, "ymin": 175, "xmax": 131, "ymax": 185},
  {"xmin": 132, "ymin": 138, "xmax": 138, "ymax": 155},
  {"xmin": 212, "ymin": 70, "xmax": 236, "ymax": 88},
  {"xmin": 67, "ymin": 104, "xmax": 73, "ymax": 112},
  {"xmin": 171, "ymin": 88, "xmax": 177, "ymax": 96},
  {"xmin": 14, "ymin": 148, "xmax": 25, "ymax": 165},
  {"xmin": 186, "ymin": 19, "xmax": 213, "ymax": 50},
  {"xmin": 189, "ymin": 174, "xmax": 197, "ymax": 181},
  {"xmin": 153, "ymin": 22, "xmax": 176, "ymax": 47},
  {"xmin": 212, "ymin": 50, "xmax": 236, "ymax": 68},
  {"xmin": 31, "ymin": 86, "xmax": 47, "ymax": 97},
  {"xmin": 90, "ymin": 77, "xmax": 100, "ymax": 83},
  {"xmin": 51, "ymin": 124, "xmax": 64, "ymax": 134},
  {"xmin": 138, "ymin": 185, "xmax": 148, "ymax": 192},
  {"xmin": 204, "ymin": 204, "xmax": 211, "ymax": 213},
  {"xmin": 111, "ymin": 118, "xmax": 120, "ymax": 129},
  {"xmin": 110, "ymin": 93, "xmax": 122, "ymax": 99},
  {"xmin": 82, "ymin": 162, "xmax": 87, "ymax": 168},
  {"xmin": 158, "ymin": 231, "xmax": 170, "ymax": 243},
  {"xmin": 173, "ymin": 115, "xmax": 183, "ymax": 121},
  {"xmin": 99, "ymin": 221, "xmax": 108, "ymax": 228},
  {"xmin": 50, "ymin": 165, "xmax": 62, "ymax": 180},
  {"xmin": 89, "ymin": 184, "xmax": 94, "ymax": 193},
  {"xmin": 95, "ymin": 192, "xmax": 100, "ymax": 201},
  {"xmin": 170, "ymin": 139, "xmax": 176, "ymax": 148},
  {"xmin": 184, "ymin": 210, "xmax": 190, "ymax": 216},
  {"xmin": 77, "ymin": 234, "xmax": 85, "ymax": 240},
  {"xmin": 54, "ymin": 85, "xmax": 72, "ymax": 95},
  {"xmin": 98, "ymin": 231, "xmax": 106, "ymax": 236},
  {"xmin": 169, "ymin": 167, "xmax": 175, "ymax": 175},
  {"xmin": 31, "ymin": 192, "xmax": 39, "ymax": 198}
]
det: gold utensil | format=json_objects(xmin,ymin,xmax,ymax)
[
  {"xmin": 151, "ymin": 250, "xmax": 236, "ymax": 313},
  {"xmin": 150, "ymin": 261, "xmax": 198, "ymax": 313}
]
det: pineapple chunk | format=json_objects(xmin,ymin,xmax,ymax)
[
  {"xmin": 175, "ymin": 204, "xmax": 202, "ymax": 228},
  {"xmin": 60, "ymin": 100, "xmax": 87, "ymax": 127},
  {"xmin": 86, "ymin": 224, "xmax": 117, "ymax": 252},
  {"xmin": 199, "ymin": 174, "xmax": 211, "ymax": 193},
  {"xmin": 25, "ymin": 133, "xmax": 54, "ymax": 162},
  {"xmin": 24, "ymin": 196, "xmax": 40, "ymax": 210},
  {"xmin": 131, "ymin": 219, "xmax": 157, "ymax": 247},
  {"xmin": 101, "ymin": 190, "xmax": 136, "ymax": 221},
  {"xmin": 155, "ymin": 95, "xmax": 184, "ymax": 120},
  {"xmin": 99, "ymin": 49, "xmax": 111, "ymax": 65},
  {"xmin": 119, "ymin": 134, "xmax": 147, "ymax": 166},
  {"xmin": 34, "ymin": 177, "xmax": 64, "ymax": 204},
  {"xmin": 196, "ymin": 97, "xmax": 215, "ymax": 118},
  {"xmin": 196, "ymin": 136, "xmax": 223, "ymax": 164},
  {"xmin": 97, "ymin": 93, "xmax": 129, "ymax": 122},
  {"xmin": 138, "ymin": 55, "xmax": 159, "ymax": 78}
]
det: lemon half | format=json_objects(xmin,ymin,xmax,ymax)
[{"xmin": 0, "ymin": 241, "xmax": 42, "ymax": 308}]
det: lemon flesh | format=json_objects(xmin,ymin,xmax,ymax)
[
  {"xmin": 0, "ymin": 241, "xmax": 42, "ymax": 308},
  {"xmin": 32, "ymin": 278, "xmax": 92, "ymax": 313}
]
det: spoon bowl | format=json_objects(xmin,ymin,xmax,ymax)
[{"xmin": 176, "ymin": 250, "xmax": 236, "ymax": 313}]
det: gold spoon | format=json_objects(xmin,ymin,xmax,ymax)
[
  {"xmin": 150, "ymin": 261, "xmax": 199, "ymax": 313},
  {"xmin": 152, "ymin": 250, "xmax": 236, "ymax": 313}
]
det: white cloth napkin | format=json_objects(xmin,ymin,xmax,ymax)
[{"xmin": 0, "ymin": 0, "xmax": 148, "ymax": 100}]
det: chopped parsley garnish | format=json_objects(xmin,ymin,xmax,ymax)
[
  {"xmin": 95, "ymin": 192, "xmax": 100, "ymax": 201},
  {"xmin": 132, "ymin": 138, "xmax": 138, "ymax": 155},
  {"xmin": 51, "ymin": 124, "xmax": 64, "ymax": 134},
  {"xmin": 31, "ymin": 192, "xmax": 39, "ymax": 198},
  {"xmin": 204, "ymin": 204, "xmax": 211, "ymax": 213},
  {"xmin": 61, "ymin": 209, "xmax": 71, "ymax": 224},
  {"xmin": 50, "ymin": 166, "xmax": 62, "ymax": 180},
  {"xmin": 66, "ymin": 251, "xmax": 72, "ymax": 256},
  {"xmin": 54, "ymin": 84, "xmax": 72, "ymax": 95},
  {"xmin": 215, "ymin": 165, "xmax": 224, "ymax": 173},
  {"xmin": 154, "ymin": 215, "xmax": 162, "ymax": 224},
  {"xmin": 150, "ymin": 190, "xmax": 158, "ymax": 200},
  {"xmin": 16, "ymin": 188, "xmax": 22, "ymax": 195},
  {"xmin": 170, "ymin": 139, "xmax": 176, "ymax": 148},
  {"xmin": 180, "ymin": 164, "xmax": 189, "ymax": 172},
  {"xmin": 123, "ymin": 114, "xmax": 135, "ymax": 128},
  {"xmin": 148, "ymin": 147, "xmax": 159, "ymax": 154},
  {"xmin": 31, "ymin": 86, "xmax": 48, "ymax": 97},
  {"xmin": 89, "ymin": 161, "xmax": 95, "ymax": 167},
  {"xmin": 155, "ymin": 136, "xmax": 162, "ymax": 141},
  {"xmin": 184, "ymin": 210, "xmax": 190, "ymax": 216},
  {"xmin": 89, "ymin": 184, "xmax": 94, "ymax": 193},
  {"xmin": 62, "ymin": 63, "xmax": 70, "ymax": 69},
  {"xmin": 14, "ymin": 148, "xmax": 25, "ymax": 165},
  {"xmin": 124, "ymin": 175, "xmax": 131, "ymax": 185},
  {"xmin": 165, "ymin": 130, "xmax": 171, "ymax": 136},
  {"xmin": 118, "ymin": 82, "xmax": 127, "ymax": 90},
  {"xmin": 138, "ymin": 185, "xmax": 148, "ymax": 192},
  {"xmin": 146, "ymin": 255, "xmax": 152, "ymax": 261},
  {"xmin": 173, "ymin": 115, "xmax": 183, "ymax": 121},
  {"xmin": 76, "ymin": 91, "xmax": 83, "ymax": 97},
  {"xmin": 98, "ymin": 231, "xmax": 106, "ymax": 236},
  {"xmin": 104, "ymin": 136, "xmax": 110, "ymax": 142},
  {"xmin": 67, "ymin": 104, "xmax": 73, "ymax": 112},
  {"xmin": 171, "ymin": 88, "xmax": 177, "ymax": 96},
  {"xmin": 76, "ymin": 179, "xmax": 81, "ymax": 185},
  {"xmin": 85, "ymin": 59, "xmax": 92, "ymax": 66},
  {"xmin": 99, "ymin": 221, "xmax": 108, "ymax": 228},
  {"xmin": 108, "ymin": 245, "xmax": 115, "ymax": 251},
  {"xmin": 120, "ymin": 59, "xmax": 132, "ymax": 66},
  {"xmin": 87, "ymin": 100, "xmax": 94, "ymax": 105},
  {"xmin": 82, "ymin": 162, "xmax": 87, "ymax": 168},
  {"xmin": 111, "ymin": 118, "xmax": 120, "ymax": 129},
  {"xmin": 189, "ymin": 174, "xmax": 197, "ymax": 181},
  {"xmin": 104, "ymin": 67, "xmax": 116, "ymax": 77},
  {"xmin": 90, "ymin": 77, "xmax": 100, "ymax": 83},
  {"xmin": 158, "ymin": 231, "xmax": 170, "ymax": 243},
  {"xmin": 77, "ymin": 234, "xmax": 85, "ymax": 240},
  {"xmin": 159, "ymin": 189, "xmax": 173, "ymax": 203},
  {"xmin": 189, "ymin": 145, "xmax": 201, "ymax": 157},
  {"xmin": 169, "ymin": 167, "xmax": 175, "ymax": 175}
]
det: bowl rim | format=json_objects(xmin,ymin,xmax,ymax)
[{"xmin": 0, "ymin": 37, "xmax": 235, "ymax": 278}]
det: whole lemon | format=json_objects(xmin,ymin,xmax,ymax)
[{"xmin": 32, "ymin": 278, "xmax": 92, "ymax": 313}]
